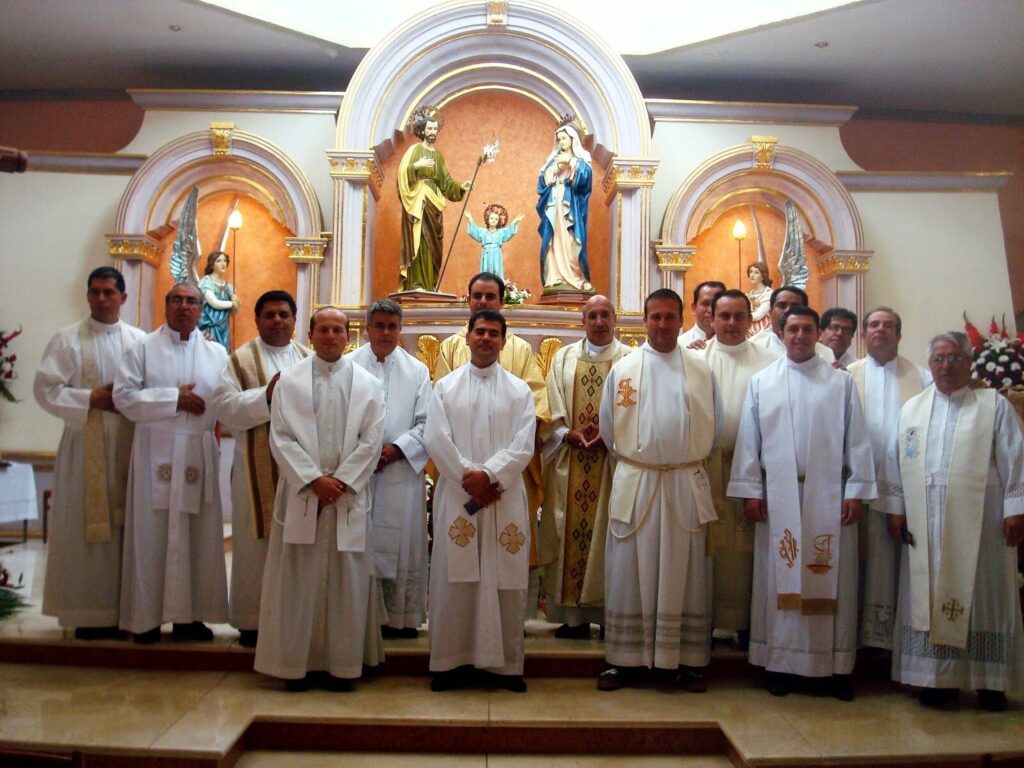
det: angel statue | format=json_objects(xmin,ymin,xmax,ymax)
[
  {"xmin": 536, "ymin": 119, "xmax": 593, "ymax": 292},
  {"xmin": 778, "ymin": 200, "xmax": 809, "ymax": 289},
  {"xmin": 169, "ymin": 187, "xmax": 201, "ymax": 287},
  {"xmin": 197, "ymin": 251, "xmax": 239, "ymax": 351}
]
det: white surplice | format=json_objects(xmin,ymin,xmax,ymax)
[
  {"xmin": 728, "ymin": 356, "xmax": 876, "ymax": 677},
  {"xmin": 851, "ymin": 355, "xmax": 931, "ymax": 649},
  {"xmin": 679, "ymin": 324, "xmax": 708, "ymax": 349},
  {"xmin": 750, "ymin": 327, "xmax": 835, "ymax": 363},
  {"xmin": 881, "ymin": 386, "xmax": 1024, "ymax": 693},
  {"xmin": 254, "ymin": 354, "xmax": 385, "ymax": 680},
  {"xmin": 34, "ymin": 317, "xmax": 144, "ymax": 628},
  {"xmin": 425, "ymin": 361, "xmax": 536, "ymax": 674},
  {"xmin": 211, "ymin": 338, "xmax": 306, "ymax": 631},
  {"xmin": 599, "ymin": 343, "xmax": 722, "ymax": 670},
  {"xmin": 350, "ymin": 344, "xmax": 431, "ymax": 630},
  {"xmin": 113, "ymin": 325, "xmax": 229, "ymax": 633}
]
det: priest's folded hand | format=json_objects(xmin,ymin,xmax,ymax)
[
  {"xmin": 841, "ymin": 499, "xmax": 863, "ymax": 526},
  {"xmin": 90, "ymin": 383, "xmax": 119, "ymax": 413},
  {"xmin": 1004, "ymin": 514, "xmax": 1024, "ymax": 547},
  {"xmin": 743, "ymin": 498, "xmax": 766, "ymax": 523},
  {"xmin": 311, "ymin": 475, "xmax": 347, "ymax": 505},
  {"xmin": 461, "ymin": 469, "xmax": 500, "ymax": 506},
  {"xmin": 177, "ymin": 383, "xmax": 206, "ymax": 415}
]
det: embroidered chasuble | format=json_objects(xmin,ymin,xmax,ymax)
[
  {"xmin": 34, "ymin": 317, "xmax": 144, "ymax": 628},
  {"xmin": 540, "ymin": 338, "xmax": 630, "ymax": 610},
  {"xmin": 882, "ymin": 385, "xmax": 1024, "ymax": 692}
]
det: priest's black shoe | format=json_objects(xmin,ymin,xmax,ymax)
[
  {"xmin": 431, "ymin": 667, "xmax": 470, "ymax": 692},
  {"xmin": 133, "ymin": 627, "xmax": 161, "ymax": 645},
  {"xmin": 325, "ymin": 675, "xmax": 353, "ymax": 693},
  {"xmin": 918, "ymin": 687, "xmax": 958, "ymax": 710},
  {"xmin": 74, "ymin": 626, "xmax": 123, "ymax": 641},
  {"xmin": 830, "ymin": 674, "xmax": 854, "ymax": 701},
  {"xmin": 978, "ymin": 689, "xmax": 1007, "ymax": 712},
  {"xmin": 381, "ymin": 625, "xmax": 419, "ymax": 639},
  {"xmin": 554, "ymin": 622, "xmax": 590, "ymax": 639},
  {"xmin": 285, "ymin": 675, "xmax": 312, "ymax": 692},
  {"xmin": 483, "ymin": 671, "xmax": 527, "ymax": 692},
  {"xmin": 237, "ymin": 629, "xmax": 258, "ymax": 648},
  {"xmin": 676, "ymin": 666, "xmax": 708, "ymax": 693},
  {"xmin": 172, "ymin": 621, "xmax": 214, "ymax": 641},
  {"xmin": 766, "ymin": 671, "xmax": 793, "ymax": 697}
]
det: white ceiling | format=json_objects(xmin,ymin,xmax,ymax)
[{"xmin": 1, "ymin": 0, "xmax": 1022, "ymax": 118}]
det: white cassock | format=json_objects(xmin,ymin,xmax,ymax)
[
  {"xmin": 600, "ymin": 343, "xmax": 721, "ymax": 670},
  {"xmin": 34, "ymin": 317, "xmax": 144, "ymax": 628},
  {"xmin": 836, "ymin": 349, "xmax": 858, "ymax": 368},
  {"xmin": 703, "ymin": 337, "xmax": 776, "ymax": 632},
  {"xmin": 728, "ymin": 355, "xmax": 876, "ymax": 677},
  {"xmin": 848, "ymin": 355, "xmax": 931, "ymax": 649},
  {"xmin": 255, "ymin": 354, "xmax": 385, "ymax": 680},
  {"xmin": 539, "ymin": 337, "xmax": 631, "ymax": 628},
  {"xmin": 881, "ymin": 385, "xmax": 1024, "ymax": 693},
  {"xmin": 350, "ymin": 344, "xmax": 431, "ymax": 630},
  {"xmin": 750, "ymin": 327, "xmax": 835, "ymax": 363},
  {"xmin": 425, "ymin": 362, "xmax": 535, "ymax": 675},
  {"xmin": 679, "ymin": 324, "xmax": 708, "ymax": 349},
  {"xmin": 211, "ymin": 338, "xmax": 307, "ymax": 632},
  {"xmin": 113, "ymin": 325, "xmax": 229, "ymax": 633}
]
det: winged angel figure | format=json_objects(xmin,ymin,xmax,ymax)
[
  {"xmin": 778, "ymin": 200, "xmax": 809, "ymax": 290},
  {"xmin": 169, "ymin": 186, "xmax": 201, "ymax": 286}
]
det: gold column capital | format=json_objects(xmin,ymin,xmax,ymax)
[
  {"xmin": 106, "ymin": 233, "xmax": 162, "ymax": 266},
  {"xmin": 751, "ymin": 135, "xmax": 778, "ymax": 169},
  {"xmin": 327, "ymin": 150, "xmax": 383, "ymax": 200},
  {"xmin": 603, "ymin": 158, "xmax": 659, "ymax": 197},
  {"xmin": 486, "ymin": 0, "xmax": 508, "ymax": 25},
  {"xmin": 654, "ymin": 244, "xmax": 696, "ymax": 272},
  {"xmin": 286, "ymin": 237, "xmax": 329, "ymax": 264},
  {"xmin": 816, "ymin": 249, "xmax": 873, "ymax": 277},
  {"xmin": 210, "ymin": 122, "xmax": 235, "ymax": 156}
]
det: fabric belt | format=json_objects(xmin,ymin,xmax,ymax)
[{"xmin": 616, "ymin": 455, "xmax": 703, "ymax": 473}]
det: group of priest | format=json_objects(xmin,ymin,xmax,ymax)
[{"xmin": 33, "ymin": 266, "xmax": 1023, "ymax": 709}]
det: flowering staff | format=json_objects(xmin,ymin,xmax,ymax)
[
  {"xmin": 0, "ymin": 327, "xmax": 22, "ymax": 403},
  {"xmin": 436, "ymin": 140, "xmax": 500, "ymax": 290}
]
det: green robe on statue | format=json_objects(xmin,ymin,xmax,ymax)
[{"xmin": 398, "ymin": 143, "xmax": 465, "ymax": 292}]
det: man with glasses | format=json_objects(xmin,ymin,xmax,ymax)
[
  {"xmin": 846, "ymin": 308, "xmax": 930, "ymax": 652},
  {"xmin": 819, "ymin": 308, "xmax": 859, "ymax": 368},
  {"xmin": 881, "ymin": 332, "xmax": 1024, "ymax": 711},
  {"xmin": 113, "ymin": 283, "xmax": 229, "ymax": 644}
]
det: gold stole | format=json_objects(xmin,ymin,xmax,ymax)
[
  {"xmin": 80, "ymin": 321, "xmax": 133, "ymax": 543},
  {"xmin": 899, "ymin": 387, "xmax": 995, "ymax": 649},
  {"xmin": 229, "ymin": 339, "xmax": 307, "ymax": 539},
  {"xmin": 559, "ymin": 354, "xmax": 613, "ymax": 604},
  {"xmin": 609, "ymin": 347, "xmax": 716, "ymax": 530}
]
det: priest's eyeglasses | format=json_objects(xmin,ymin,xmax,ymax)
[
  {"xmin": 169, "ymin": 295, "xmax": 201, "ymax": 306},
  {"xmin": 929, "ymin": 353, "xmax": 966, "ymax": 365}
]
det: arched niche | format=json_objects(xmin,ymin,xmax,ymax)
[
  {"xmin": 657, "ymin": 141, "xmax": 873, "ymax": 316},
  {"xmin": 328, "ymin": 0, "xmax": 657, "ymax": 314},
  {"xmin": 107, "ymin": 127, "xmax": 327, "ymax": 335}
]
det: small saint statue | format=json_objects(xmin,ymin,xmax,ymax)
[{"xmin": 464, "ymin": 203, "xmax": 523, "ymax": 280}]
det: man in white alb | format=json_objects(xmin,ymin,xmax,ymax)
[
  {"xmin": 113, "ymin": 283, "xmax": 229, "ymax": 644},
  {"xmin": 749, "ymin": 285, "xmax": 835, "ymax": 363},
  {"xmin": 539, "ymin": 294, "xmax": 629, "ymax": 638},
  {"xmin": 679, "ymin": 281, "xmax": 725, "ymax": 349},
  {"xmin": 846, "ymin": 307, "xmax": 930, "ymax": 651},
  {"xmin": 729, "ymin": 305, "xmax": 875, "ymax": 700},
  {"xmin": 881, "ymin": 331, "xmax": 1024, "ymax": 711},
  {"xmin": 212, "ymin": 290, "xmax": 308, "ymax": 647},
  {"xmin": 426, "ymin": 309, "xmax": 536, "ymax": 692},
  {"xmin": 702, "ymin": 289, "xmax": 775, "ymax": 646},
  {"xmin": 254, "ymin": 307, "xmax": 385, "ymax": 691},
  {"xmin": 34, "ymin": 266, "xmax": 144, "ymax": 639},
  {"xmin": 350, "ymin": 299, "xmax": 431, "ymax": 638},
  {"xmin": 819, "ymin": 307, "xmax": 859, "ymax": 368},
  {"xmin": 598, "ymin": 288, "xmax": 720, "ymax": 693}
]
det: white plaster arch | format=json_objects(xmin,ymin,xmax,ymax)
[
  {"xmin": 114, "ymin": 129, "xmax": 322, "ymax": 237},
  {"xmin": 660, "ymin": 144, "xmax": 864, "ymax": 252},
  {"xmin": 336, "ymin": 0, "xmax": 651, "ymax": 160}
]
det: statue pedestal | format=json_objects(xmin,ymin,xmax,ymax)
[
  {"xmin": 389, "ymin": 289, "xmax": 459, "ymax": 305},
  {"xmin": 537, "ymin": 288, "xmax": 594, "ymax": 307}
]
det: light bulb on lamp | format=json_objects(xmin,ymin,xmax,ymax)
[
  {"xmin": 228, "ymin": 209, "xmax": 243, "ymax": 231},
  {"xmin": 732, "ymin": 220, "xmax": 747, "ymax": 241}
]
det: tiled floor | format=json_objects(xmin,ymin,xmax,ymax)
[{"xmin": 1, "ymin": 540, "xmax": 1023, "ymax": 767}]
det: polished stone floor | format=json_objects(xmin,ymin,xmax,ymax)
[{"xmin": 1, "ymin": 539, "xmax": 1022, "ymax": 767}]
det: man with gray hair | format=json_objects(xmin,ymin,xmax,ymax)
[
  {"xmin": 881, "ymin": 331, "xmax": 1024, "ymax": 711},
  {"xmin": 350, "ymin": 299, "xmax": 432, "ymax": 638},
  {"xmin": 846, "ymin": 307, "xmax": 930, "ymax": 651}
]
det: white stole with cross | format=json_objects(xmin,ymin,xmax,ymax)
[{"xmin": 898, "ymin": 386, "xmax": 995, "ymax": 648}]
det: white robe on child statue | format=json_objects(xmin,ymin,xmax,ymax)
[
  {"xmin": 34, "ymin": 318, "xmax": 144, "ymax": 628},
  {"xmin": 425, "ymin": 362, "xmax": 535, "ymax": 675},
  {"xmin": 350, "ymin": 343, "xmax": 431, "ymax": 630},
  {"xmin": 728, "ymin": 356, "xmax": 876, "ymax": 677},
  {"xmin": 113, "ymin": 325, "xmax": 229, "ymax": 633},
  {"xmin": 254, "ymin": 354, "xmax": 385, "ymax": 680}
]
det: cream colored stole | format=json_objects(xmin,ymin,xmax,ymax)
[
  {"xmin": 230, "ymin": 339, "xmax": 308, "ymax": 540},
  {"xmin": 848, "ymin": 356, "xmax": 924, "ymax": 413},
  {"xmin": 608, "ymin": 346, "xmax": 716, "ymax": 532},
  {"xmin": 899, "ymin": 387, "xmax": 995, "ymax": 649},
  {"xmin": 761, "ymin": 360, "xmax": 845, "ymax": 614},
  {"xmin": 79, "ymin": 321, "xmax": 133, "ymax": 543}
]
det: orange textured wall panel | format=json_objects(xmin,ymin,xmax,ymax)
[{"xmin": 372, "ymin": 91, "xmax": 609, "ymax": 302}]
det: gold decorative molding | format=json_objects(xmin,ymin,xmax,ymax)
[
  {"xmin": 417, "ymin": 334, "xmax": 441, "ymax": 374},
  {"xmin": 105, "ymin": 234, "xmax": 162, "ymax": 266},
  {"xmin": 751, "ymin": 136, "xmax": 778, "ymax": 169},
  {"xmin": 618, "ymin": 329, "xmax": 647, "ymax": 348},
  {"xmin": 654, "ymin": 245, "xmax": 696, "ymax": 272},
  {"xmin": 486, "ymin": 0, "xmax": 508, "ymax": 26},
  {"xmin": 535, "ymin": 337, "xmax": 563, "ymax": 379},
  {"xmin": 326, "ymin": 150, "xmax": 384, "ymax": 199},
  {"xmin": 209, "ymin": 122, "xmax": 235, "ymax": 156},
  {"xmin": 286, "ymin": 237, "xmax": 329, "ymax": 264},
  {"xmin": 816, "ymin": 250, "xmax": 873, "ymax": 278},
  {"xmin": 603, "ymin": 158, "xmax": 658, "ymax": 195}
]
